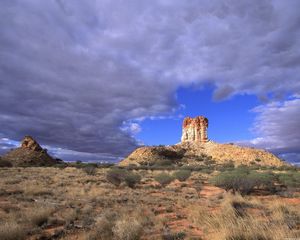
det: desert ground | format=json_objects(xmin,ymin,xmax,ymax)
[{"xmin": 0, "ymin": 163, "xmax": 299, "ymax": 240}]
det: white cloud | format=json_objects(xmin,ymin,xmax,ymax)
[
  {"xmin": 243, "ymin": 97, "xmax": 300, "ymax": 164},
  {"xmin": 121, "ymin": 122, "xmax": 141, "ymax": 135}
]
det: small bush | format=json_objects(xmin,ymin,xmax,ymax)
[
  {"xmin": 199, "ymin": 167, "xmax": 214, "ymax": 174},
  {"xmin": 162, "ymin": 231, "xmax": 186, "ymax": 240},
  {"xmin": 124, "ymin": 172, "xmax": 141, "ymax": 188},
  {"xmin": 154, "ymin": 173, "xmax": 174, "ymax": 186},
  {"xmin": 87, "ymin": 210, "xmax": 145, "ymax": 240},
  {"xmin": 210, "ymin": 168, "xmax": 276, "ymax": 195},
  {"xmin": 113, "ymin": 218, "xmax": 143, "ymax": 240},
  {"xmin": 180, "ymin": 165, "xmax": 203, "ymax": 171},
  {"xmin": 28, "ymin": 208, "xmax": 53, "ymax": 226},
  {"xmin": 0, "ymin": 159, "xmax": 13, "ymax": 168},
  {"xmin": 195, "ymin": 153, "xmax": 212, "ymax": 162},
  {"xmin": 88, "ymin": 212, "xmax": 117, "ymax": 240},
  {"xmin": 216, "ymin": 161, "xmax": 235, "ymax": 171},
  {"xmin": 154, "ymin": 159, "xmax": 174, "ymax": 167},
  {"xmin": 0, "ymin": 222, "xmax": 26, "ymax": 240},
  {"xmin": 276, "ymin": 165, "xmax": 299, "ymax": 171},
  {"xmin": 278, "ymin": 172, "xmax": 300, "ymax": 189},
  {"xmin": 173, "ymin": 170, "xmax": 191, "ymax": 182},
  {"xmin": 83, "ymin": 165, "xmax": 97, "ymax": 175},
  {"xmin": 106, "ymin": 168, "xmax": 128, "ymax": 186}
]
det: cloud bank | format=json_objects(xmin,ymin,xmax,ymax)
[
  {"xmin": 250, "ymin": 96, "xmax": 300, "ymax": 165},
  {"xmin": 1, "ymin": 0, "xmax": 300, "ymax": 161}
]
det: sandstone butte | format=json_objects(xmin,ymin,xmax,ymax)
[
  {"xmin": 119, "ymin": 116, "xmax": 287, "ymax": 167},
  {"xmin": 2, "ymin": 136, "xmax": 60, "ymax": 166}
]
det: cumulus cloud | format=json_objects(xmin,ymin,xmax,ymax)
[
  {"xmin": 248, "ymin": 97, "xmax": 300, "ymax": 164},
  {"xmin": 1, "ymin": 0, "xmax": 300, "ymax": 161}
]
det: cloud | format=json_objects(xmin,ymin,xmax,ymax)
[
  {"xmin": 121, "ymin": 122, "xmax": 142, "ymax": 135},
  {"xmin": 1, "ymin": 0, "xmax": 300, "ymax": 161},
  {"xmin": 248, "ymin": 97, "xmax": 300, "ymax": 164}
]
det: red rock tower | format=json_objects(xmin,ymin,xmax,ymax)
[{"xmin": 181, "ymin": 116, "xmax": 208, "ymax": 143}]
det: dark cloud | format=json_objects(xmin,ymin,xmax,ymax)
[{"xmin": 1, "ymin": 0, "xmax": 300, "ymax": 161}]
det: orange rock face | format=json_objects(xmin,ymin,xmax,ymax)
[
  {"xmin": 21, "ymin": 136, "xmax": 43, "ymax": 152},
  {"xmin": 181, "ymin": 116, "xmax": 208, "ymax": 143}
]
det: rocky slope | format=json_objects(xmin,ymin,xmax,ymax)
[
  {"xmin": 119, "ymin": 141, "xmax": 285, "ymax": 167},
  {"xmin": 1, "ymin": 136, "xmax": 61, "ymax": 166},
  {"xmin": 120, "ymin": 116, "xmax": 286, "ymax": 167}
]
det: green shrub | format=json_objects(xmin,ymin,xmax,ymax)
[
  {"xmin": 180, "ymin": 165, "xmax": 203, "ymax": 171},
  {"xmin": 154, "ymin": 159, "xmax": 174, "ymax": 167},
  {"xmin": 124, "ymin": 172, "xmax": 141, "ymax": 188},
  {"xmin": 248, "ymin": 171, "xmax": 276, "ymax": 192},
  {"xmin": 173, "ymin": 170, "xmax": 191, "ymax": 182},
  {"xmin": 278, "ymin": 172, "xmax": 300, "ymax": 188},
  {"xmin": 200, "ymin": 167, "xmax": 214, "ymax": 174},
  {"xmin": 154, "ymin": 173, "xmax": 174, "ymax": 186},
  {"xmin": 195, "ymin": 153, "xmax": 212, "ymax": 162},
  {"xmin": 106, "ymin": 169, "xmax": 142, "ymax": 188},
  {"xmin": 0, "ymin": 159, "xmax": 13, "ymax": 168},
  {"xmin": 83, "ymin": 165, "xmax": 97, "ymax": 175},
  {"xmin": 106, "ymin": 168, "xmax": 128, "ymax": 186},
  {"xmin": 53, "ymin": 163, "xmax": 68, "ymax": 169},
  {"xmin": 216, "ymin": 161, "xmax": 235, "ymax": 171},
  {"xmin": 210, "ymin": 168, "xmax": 276, "ymax": 195},
  {"xmin": 235, "ymin": 165, "xmax": 251, "ymax": 174},
  {"xmin": 162, "ymin": 231, "xmax": 186, "ymax": 240}
]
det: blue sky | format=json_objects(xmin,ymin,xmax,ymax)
[
  {"xmin": 0, "ymin": 1, "xmax": 300, "ymax": 165},
  {"xmin": 137, "ymin": 86, "xmax": 259, "ymax": 146}
]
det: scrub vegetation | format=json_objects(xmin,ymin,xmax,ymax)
[{"xmin": 0, "ymin": 163, "xmax": 299, "ymax": 239}]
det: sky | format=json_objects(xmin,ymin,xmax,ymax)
[{"xmin": 0, "ymin": 0, "xmax": 300, "ymax": 165}]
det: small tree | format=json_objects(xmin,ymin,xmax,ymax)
[
  {"xmin": 124, "ymin": 172, "xmax": 142, "ymax": 188},
  {"xmin": 173, "ymin": 170, "xmax": 191, "ymax": 182},
  {"xmin": 106, "ymin": 168, "xmax": 127, "ymax": 187},
  {"xmin": 0, "ymin": 159, "xmax": 13, "ymax": 168},
  {"xmin": 83, "ymin": 165, "xmax": 97, "ymax": 175},
  {"xmin": 210, "ymin": 168, "xmax": 276, "ymax": 195},
  {"xmin": 278, "ymin": 172, "xmax": 300, "ymax": 189},
  {"xmin": 106, "ymin": 168, "xmax": 142, "ymax": 188},
  {"xmin": 155, "ymin": 173, "xmax": 174, "ymax": 187}
]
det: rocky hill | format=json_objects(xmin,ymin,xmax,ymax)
[
  {"xmin": 120, "ymin": 116, "xmax": 286, "ymax": 167},
  {"xmin": 1, "ymin": 136, "xmax": 61, "ymax": 166}
]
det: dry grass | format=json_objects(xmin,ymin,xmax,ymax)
[
  {"xmin": 0, "ymin": 167, "xmax": 299, "ymax": 239},
  {"xmin": 24, "ymin": 184, "xmax": 53, "ymax": 196},
  {"xmin": 26, "ymin": 207, "xmax": 53, "ymax": 226},
  {"xmin": 0, "ymin": 222, "xmax": 26, "ymax": 240},
  {"xmin": 86, "ymin": 209, "xmax": 151, "ymax": 240},
  {"xmin": 190, "ymin": 193, "xmax": 300, "ymax": 239}
]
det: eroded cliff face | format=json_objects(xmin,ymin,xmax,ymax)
[{"xmin": 181, "ymin": 116, "xmax": 208, "ymax": 143}]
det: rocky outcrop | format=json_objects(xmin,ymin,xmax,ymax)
[
  {"xmin": 120, "ymin": 145, "xmax": 186, "ymax": 166},
  {"xmin": 1, "ymin": 136, "xmax": 61, "ymax": 166},
  {"xmin": 120, "ymin": 141, "xmax": 286, "ymax": 167},
  {"xmin": 21, "ymin": 136, "xmax": 43, "ymax": 151},
  {"xmin": 120, "ymin": 116, "xmax": 287, "ymax": 167},
  {"xmin": 181, "ymin": 116, "xmax": 208, "ymax": 143}
]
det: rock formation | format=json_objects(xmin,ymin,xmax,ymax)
[
  {"xmin": 1, "ymin": 136, "xmax": 61, "ymax": 166},
  {"xmin": 181, "ymin": 116, "xmax": 208, "ymax": 143},
  {"xmin": 120, "ymin": 116, "xmax": 287, "ymax": 167},
  {"xmin": 21, "ymin": 136, "xmax": 43, "ymax": 151}
]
